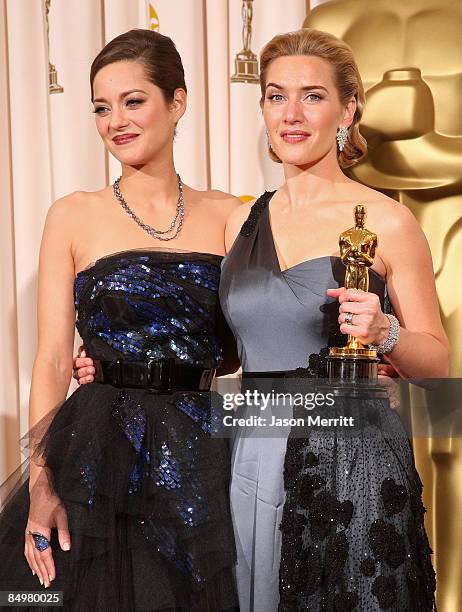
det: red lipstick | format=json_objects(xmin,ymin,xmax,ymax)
[{"xmin": 112, "ymin": 134, "xmax": 139, "ymax": 145}]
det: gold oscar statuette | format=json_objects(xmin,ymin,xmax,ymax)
[
  {"xmin": 231, "ymin": 0, "xmax": 259, "ymax": 84},
  {"xmin": 45, "ymin": 0, "xmax": 63, "ymax": 94},
  {"xmin": 327, "ymin": 205, "xmax": 379, "ymax": 380}
]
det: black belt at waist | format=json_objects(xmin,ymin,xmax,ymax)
[
  {"xmin": 94, "ymin": 358, "xmax": 216, "ymax": 392},
  {"xmin": 242, "ymin": 371, "xmax": 293, "ymax": 378}
]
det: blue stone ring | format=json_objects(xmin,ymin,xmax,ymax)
[{"xmin": 29, "ymin": 531, "xmax": 50, "ymax": 552}]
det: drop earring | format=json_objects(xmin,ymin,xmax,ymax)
[{"xmin": 336, "ymin": 126, "xmax": 348, "ymax": 151}]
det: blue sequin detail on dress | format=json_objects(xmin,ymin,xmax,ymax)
[
  {"xmin": 112, "ymin": 391, "xmax": 147, "ymax": 453},
  {"xmin": 140, "ymin": 521, "xmax": 205, "ymax": 583},
  {"xmin": 68, "ymin": 251, "xmax": 234, "ymax": 587},
  {"xmin": 78, "ymin": 445, "xmax": 98, "ymax": 506},
  {"xmin": 111, "ymin": 391, "xmax": 151, "ymax": 494},
  {"xmin": 154, "ymin": 442, "xmax": 181, "ymax": 490},
  {"xmin": 74, "ymin": 252, "xmax": 222, "ymax": 368}
]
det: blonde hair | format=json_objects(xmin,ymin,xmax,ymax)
[{"xmin": 259, "ymin": 28, "xmax": 367, "ymax": 169}]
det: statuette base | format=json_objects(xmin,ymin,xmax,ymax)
[
  {"xmin": 49, "ymin": 63, "xmax": 63, "ymax": 94},
  {"xmin": 231, "ymin": 52, "xmax": 259, "ymax": 84},
  {"xmin": 327, "ymin": 347, "xmax": 379, "ymax": 381}
]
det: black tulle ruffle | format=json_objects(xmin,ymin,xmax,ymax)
[{"xmin": 0, "ymin": 384, "xmax": 237, "ymax": 611}]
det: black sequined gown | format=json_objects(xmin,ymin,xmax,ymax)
[{"xmin": 0, "ymin": 250, "xmax": 237, "ymax": 611}]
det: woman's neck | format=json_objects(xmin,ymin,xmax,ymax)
[
  {"xmin": 280, "ymin": 156, "xmax": 351, "ymax": 210},
  {"xmin": 118, "ymin": 158, "xmax": 180, "ymax": 210}
]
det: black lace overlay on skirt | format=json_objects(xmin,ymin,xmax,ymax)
[{"xmin": 279, "ymin": 390, "xmax": 436, "ymax": 612}]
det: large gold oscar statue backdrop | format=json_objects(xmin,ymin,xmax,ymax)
[{"xmin": 304, "ymin": 1, "xmax": 462, "ymax": 610}]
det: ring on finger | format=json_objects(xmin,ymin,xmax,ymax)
[
  {"xmin": 345, "ymin": 312, "xmax": 354, "ymax": 325},
  {"xmin": 29, "ymin": 531, "xmax": 50, "ymax": 552}
]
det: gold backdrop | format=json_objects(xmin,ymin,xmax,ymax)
[{"xmin": 305, "ymin": 1, "xmax": 462, "ymax": 610}]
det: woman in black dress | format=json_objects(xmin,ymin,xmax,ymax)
[{"xmin": 0, "ymin": 29, "xmax": 240, "ymax": 611}]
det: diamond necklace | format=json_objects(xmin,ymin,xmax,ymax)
[{"xmin": 112, "ymin": 174, "xmax": 184, "ymax": 241}]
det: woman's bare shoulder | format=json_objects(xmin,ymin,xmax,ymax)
[
  {"xmin": 49, "ymin": 187, "xmax": 110, "ymax": 215},
  {"xmin": 47, "ymin": 187, "xmax": 112, "ymax": 228},
  {"xmin": 226, "ymin": 198, "xmax": 255, "ymax": 225},
  {"xmin": 349, "ymin": 186, "xmax": 429, "ymax": 269},
  {"xmin": 352, "ymin": 184, "xmax": 418, "ymax": 230},
  {"xmin": 43, "ymin": 189, "xmax": 113, "ymax": 254},
  {"xmin": 186, "ymin": 186, "xmax": 242, "ymax": 219}
]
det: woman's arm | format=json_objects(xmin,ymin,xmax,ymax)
[
  {"xmin": 26, "ymin": 195, "xmax": 77, "ymax": 585},
  {"xmin": 330, "ymin": 204, "xmax": 449, "ymax": 379},
  {"xmin": 379, "ymin": 205, "xmax": 449, "ymax": 378},
  {"xmin": 29, "ymin": 197, "xmax": 76, "ymax": 476}
]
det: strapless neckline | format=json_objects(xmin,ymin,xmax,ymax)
[
  {"xmin": 73, "ymin": 247, "xmax": 223, "ymax": 368},
  {"xmin": 75, "ymin": 248, "xmax": 223, "ymax": 279}
]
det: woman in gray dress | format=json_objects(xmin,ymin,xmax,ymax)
[
  {"xmin": 76, "ymin": 28, "xmax": 447, "ymax": 612},
  {"xmin": 220, "ymin": 29, "xmax": 447, "ymax": 612}
]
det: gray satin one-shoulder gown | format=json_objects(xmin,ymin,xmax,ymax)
[{"xmin": 219, "ymin": 192, "xmax": 436, "ymax": 612}]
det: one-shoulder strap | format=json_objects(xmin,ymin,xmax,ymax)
[{"xmin": 239, "ymin": 191, "xmax": 276, "ymax": 237}]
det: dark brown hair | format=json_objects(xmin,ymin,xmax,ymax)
[
  {"xmin": 260, "ymin": 28, "xmax": 367, "ymax": 168},
  {"xmin": 90, "ymin": 29, "xmax": 186, "ymax": 102}
]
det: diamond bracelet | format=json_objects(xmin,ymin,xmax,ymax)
[{"xmin": 369, "ymin": 314, "xmax": 400, "ymax": 354}]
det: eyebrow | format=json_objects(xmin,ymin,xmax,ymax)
[
  {"xmin": 265, "ymin": 83, "xmax": 329, "ymax": 93},
  {"xmin": 93, "ymin": 89, "xmax": 148, "ymax": 103}
]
